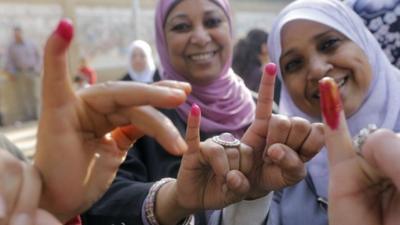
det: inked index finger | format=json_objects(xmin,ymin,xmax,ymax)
[
  {"xmin": 319, "ymin": 77, "xmax": 354, "ymax": 167},
  {"xmin": 42, "ymin": 19, "xmax": 75, "ymax": 108},
  {"xmin": 185, "ymin": 104, "xmax": 201, "ymax": 153},
  {"xmin": 255, "ymin": 63, "xmax": 277, "ymax": 120}
]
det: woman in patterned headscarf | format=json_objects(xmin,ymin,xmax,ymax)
[{"xmin": 266, "ymin": 0, "xmax": 400, "ymax": 224}]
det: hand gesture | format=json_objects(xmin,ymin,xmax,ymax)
[
  {"xmin": 155, "ymin": 104, "xmax": 251, "ymax": 225},
  {"xmin": 241, "ymin": 63, "xmax": 325, "ymax": 199},
  {"xmin": 34, "ymin": 19, "xmax": 190, "ymax": 222},
  {"xmin": 320, "ymin": 77, "xmax": 400, "ymax": 225}
]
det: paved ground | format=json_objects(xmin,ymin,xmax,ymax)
[{"xmin": 0, "ymin": 121, "xmax": 37, "ymax": 159}]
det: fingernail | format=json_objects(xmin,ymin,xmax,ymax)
[
  {"xmin": 0, "ymin": 195, "xmax": 5, "ymax": 218},
  {"xmin": 10, "ymin": 213, "xmax": 31, "ymax": 225},
  {"xmin": 319, "ymin": 77, "xmax": 342, "ymax": 130},
  {"xmin": 231, "ymin": 175, "xmax": 241, "ymax": 189},
  {"xmin": 273, "ymin": 148, "xmax": 285, "ymax": 161},
  {"xmin": 54, "ymin": 18, "xmax": 74, "ymax": 42},
  {"xmin": 191, "ymin": 103, "xmax": 201, "ymax": 117},
  {"xmin": 265, "ymin": 63, "xmax": 277, "ymax": 76}
]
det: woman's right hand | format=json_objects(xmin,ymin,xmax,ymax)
[
  {"xmin": 320, "ymin": 77, "xmax": 400, "ymax": 225},
  {"xmin": 155, "ymin": 104, "xmax": 251, "ymax": 225},
  {"xmin": 34, "ymin": 19, "xmax": 191, "ymax": 223}
]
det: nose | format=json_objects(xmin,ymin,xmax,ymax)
[
  {"xmin": 190, "ymin": 26, "xmax": 211, "ymax": 46},
  {"xmin": 307, "ymin": 55, "xmax": 333, "ymax": 81}
]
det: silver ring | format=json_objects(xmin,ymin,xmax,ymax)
[
  {"xmin": 212, "ymin": 132, "xmax": 241, "ymax": 148},
  {"xmin": 353, "ymin": 124, "xmax": 378, "ymax": 153}
]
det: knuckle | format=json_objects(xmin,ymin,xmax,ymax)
[
  {"xmin": 291, "ymin": 117, "xmax": 311, "ymax": 134},
  {"xmin": 226, "ymin": 148, "xmax": 240, "ymax": 160},
  {"xmin": 271, "ymin": 114, "xmax": 291, "ymax": 131}
]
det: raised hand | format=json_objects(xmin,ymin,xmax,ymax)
[
  {"xmin": 155, "ymin": 104, "xmax": 250, "ymax": 225},
  {"xmin": 241, "ymin": 63, "xmax": 324, "ymax": 199},
  {"xmin": 320, "ymin": 77, "xmax": 400, "ymax": 225},
  {"xmin": 34, "ymin": 19, "xmax": 190, "ymax": 222}
]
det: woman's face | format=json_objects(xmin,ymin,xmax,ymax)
[
  {"xmin": 280, "ymin": 20, "xmax": 372, "ymax": 118},
  {"xmin": 131, "ymin": 48, "xmax": 147, "ymax": 72},
  {"xmin": 164, "ymin": 0, "xmax": 232, "ymax": 85}
]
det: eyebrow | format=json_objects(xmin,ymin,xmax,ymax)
[
  {"xmin": 281, "ymin": 29, "xmax": 334, "ymax": 59},
  {"xmin": 166, "ymin": 9, "xmax": 221, "ymax": 26}
]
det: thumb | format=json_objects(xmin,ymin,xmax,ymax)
[
  {"xmin": 42, "ymin": 19, "xmax": 75, "ymax": 108},
  {"xmin": 319, "ymin": 77, "xmax": 354, "ymax": 167},
  {"xmin": 362, "ymin": 130, "xmax": 400, "ymax": 190},
  {"xmin": 34, "ymin": 209, "xmax": 62, "ymax": 225}
]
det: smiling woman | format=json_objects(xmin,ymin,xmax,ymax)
[
  {"xmin": 81, "ymin": 0, "xmax": 257, "ymax": 224},
  {"xmin": 265, "ymin": 0, "xmax": 400, "ymax": 224},
  {"xmin": 279, "ymin": 20, "xmax": 372, "ymax": 118}
]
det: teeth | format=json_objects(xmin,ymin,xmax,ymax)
[
  {"xmin": 337, "ymin": 77, "xmax": 346, "ymax": 87},
  {"xmin": 190, "ymin": 52, "xmax": 214, "ymax": 61}
]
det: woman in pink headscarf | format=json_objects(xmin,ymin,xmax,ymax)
[{"xmin": 81, "ymin": 1, "xmax": 324, "ymax": 225}]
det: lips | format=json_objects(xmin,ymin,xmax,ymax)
[
  {"xmin": 188, "ymin": 50, "xmax": 218, "ymax": 62},
  {"xmin": 313, "ymin": 74, "xmax": 349, "ymax": 99}
]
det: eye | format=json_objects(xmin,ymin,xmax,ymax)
[
  {"xmin": 204, "ymin": 17, "xmax": 222, "ymax": 28},
  {"xmin": 171, "ymin": 23, "xmax": 191, "ymax": 32},
  {"xmin": 319, "ymin": 37, "xmax": 340, "ymax": 52},
  {"xmin": 284, "ymin": 58, "xmax": 303, "ymax": 73}
]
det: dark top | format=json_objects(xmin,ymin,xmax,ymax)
[
  {"xmin": 81, "ymin": 109, "xmax": 217, "ymax": 225},
  {"xmin": 120, "ymin": 69, "xmax": 161, "ymax": 83}
]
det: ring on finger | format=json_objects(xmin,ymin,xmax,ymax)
[
  {"xmin": 352, "ymin": 124, "xmax": 378, "ymax": 154},
  {"xmin": 212, "ymin": 132, "xmax": 241, "ymax": 148}
]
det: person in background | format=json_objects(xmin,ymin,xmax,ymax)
[
  {"xmin": 344, "ymin": 0, "xmax": 400, "ymax": 68},
  {"xmin": 4, "ymin": 26, "xmax": 42, "ymax": 121},
  {"xmin": 232, "ymin": 29, "xmax": 281, "ymax": 104},
  {"xmin": 77, "ymin": 56, "xmax": 97, "ymax": 85},
  {"xmin": 121, "ymin": 40, "xmax": 160, "ymax": 83}
]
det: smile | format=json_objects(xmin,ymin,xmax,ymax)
[
  {"xmin": 335, "ymin": 75, "xmax": 349, "ymax": 89},
  {"xmin": 313, "ymin": 75, "xmax": 349, "ymax": 99},
  {"xmin": 188, "ymin": 50, "xmax": 217, "ymax": 62}
]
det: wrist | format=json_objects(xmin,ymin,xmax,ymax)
[{"xmin": 155, "ymin": 180, "xmax": 194, "ymax": 225}]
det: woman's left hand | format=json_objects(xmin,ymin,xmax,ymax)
[
  {"xmin": 320, "ymin": 77, "xmax": 400, "ymax": 225},
  {"xmin": 240, "ymin": 63, "xmax": 325, "ymax": 199}
]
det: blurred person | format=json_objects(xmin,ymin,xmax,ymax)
[
  {"xmin": 77, "ymin": 56, "xmax": 97, "ymax": 85},
  {"xmin": 82, "ymin": 0, "xmax": 324, "ymax": 224},
  {"xmin": 263, "ymin": 0, "xmax": 400, "ymax": 224},
  {"xmin": 121, "ymin": 40, "xmax": 160, "ymax": 83},
  {"xmin": 73, "ymin": 75, "xmax": 90, "ymax": 89},
  {"xmin": 4, "ymin": 26, "xmax": 41, "ymax": 121},
  {"xmin": 232, "ymin": 29, "xmax": 281, "ymax": 104},
  {"xmin": 344, "ymin": 0, "xmax": 400, "ymax": 68}
]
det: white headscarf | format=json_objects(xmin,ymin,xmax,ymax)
[
  {"xmin": 268, "ymin": 0, "xmax": 400, "ymax": 198},
  {"xmin": 268, "ymin": 0, "xmax": 400, "ymax": 136},
  {"xmin": 127, "ymin": 40, "xmax": 156, "ymax": 83}
]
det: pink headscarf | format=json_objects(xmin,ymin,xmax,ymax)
[{"xmin": 155, "ymin": 0, "xmax": 255, "ymax": 137}]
